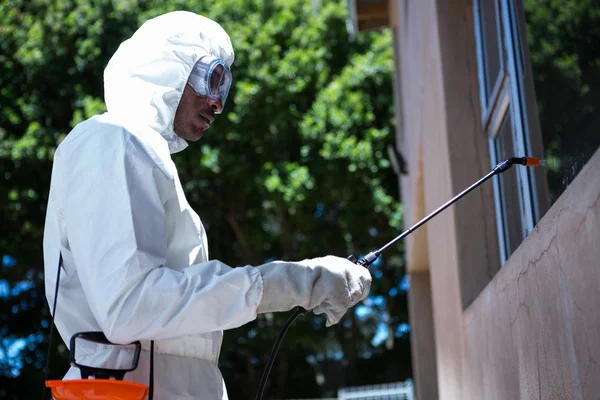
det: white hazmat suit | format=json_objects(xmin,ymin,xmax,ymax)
[{"xmin": 43, "ymin": 11, "xmax": 370, "ymax": 399}]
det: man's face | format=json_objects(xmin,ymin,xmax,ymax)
[{"xmin": 173, "ymin": 84, "xmax": 224, "ymax": 142}]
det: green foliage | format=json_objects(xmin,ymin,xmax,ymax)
[
  {"xmin": 0, "ymin": 0, "xmax": 409, "ymax": 398},
  {"xmin": 524, "ymin": 0, "xmax": 600, "ymax": 202}
]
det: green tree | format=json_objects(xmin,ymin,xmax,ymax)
[
  {"xmin": 0, "ymin": 1, "xmax": 409, "ymax": 398},
  {"xmin": 524, "ymin": 0, "xmax": 600, "ymax": 202}
]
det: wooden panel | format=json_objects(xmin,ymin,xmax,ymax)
[{"xmin": 355, "ymin": 0, "xmax": 389, "ymax": 32}]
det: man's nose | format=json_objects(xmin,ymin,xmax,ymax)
[{"xmin": 207, "ymin": 97, "xmax": 223, "ymax": 113}]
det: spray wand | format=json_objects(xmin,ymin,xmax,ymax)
[{"xmin": 255, "ymin": 156, "xmax": 543, "ymax": 400}]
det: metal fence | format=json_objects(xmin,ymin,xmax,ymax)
[
  {"xmin": 337, "ymin": 380, "xmax": 414, "ymax": 400},
  {"xmin": 284, "ymin": 379, "xmax": 414, "ymax": 400}
]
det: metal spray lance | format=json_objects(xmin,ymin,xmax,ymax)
[{"xmin": 254, "ymin": 156, "xmax": 544, "ymax": 400}]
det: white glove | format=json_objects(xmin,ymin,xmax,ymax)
[{"xmin": 256, "ymin": 255, "xmax": 372, "ymax": 326}]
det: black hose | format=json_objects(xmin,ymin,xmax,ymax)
[{"xmin": 255, "ymin": 307, "xmax": 307, "ymax": 400}]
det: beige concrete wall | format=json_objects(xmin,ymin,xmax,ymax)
[
  {"xmin": 432, "ymin": 0, "xmax": 501, "ymax": 310},
  {"xmin": 392, "ymin": 0, "xmax": 445, "ymax": 398},
  {"xmin": 463, "ymin": 149, "xmax": 600, "ymax": 400},
  {"xmin": 394, "ymin": 0, "xmax": 500, "ymax": 399},
  {"xmin": 408, "ymin": 272, "xmax": 439, "ymax": 400},
  {"xmin": 392, "ymin": 0, "xmax": 600, "ymax": 399},
  {"xmin": 392, "ymin": 0, "xmax": 434, "ymax": 276},
  {"xmin": 391, "ymin": 3, "xmax": 440, "ymax": 397}
]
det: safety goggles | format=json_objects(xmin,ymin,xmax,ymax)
[{"xmin": 187, "ymin": 55, "xmax": 232, "ymax": 114}]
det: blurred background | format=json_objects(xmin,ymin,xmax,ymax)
[
  {"xmin": 0, "ymin": 1, "xmax": 408, "ymax": 399},
  {"xmin": 1, "ymin": 0, "xmax": 599, "ymax": 399}
]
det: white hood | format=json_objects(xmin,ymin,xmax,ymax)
[{"xmin": 103, "ymin": 11, "xmax": 235, "ymax": 153}]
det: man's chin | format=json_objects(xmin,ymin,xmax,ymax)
[
  {"xmin": 183, "ymin": 127, "xmax": 205, "ymax": 142},
  {"xmin": 188, "ymin": 132, "xmax": 204, "ymax": 141}
]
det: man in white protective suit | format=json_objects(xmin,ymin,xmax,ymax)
[{"xmin": 43, "ymin": 10, "xmax": 371, "ymax": 399}]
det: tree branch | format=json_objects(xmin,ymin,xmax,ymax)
[{"xmin": 226, "ymin": 213, "xmax": 260, "ymax": 265}]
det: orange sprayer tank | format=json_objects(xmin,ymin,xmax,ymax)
[
  {"xmin": 46, "ymin": 379, "xmax": 148, "ymax": 400},
  {"xmin": 45, "ymin": 332, "xmax": 149, "ymax": 400}
]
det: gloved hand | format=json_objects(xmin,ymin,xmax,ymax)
[{"xmin": 256, "ymin": 256, "xmax": 372, "ymax": 326}]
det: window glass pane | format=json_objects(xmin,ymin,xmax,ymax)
[
  {"xmin": 495, "ymin": 112, "xmax": 524, "ymax": 256},
  {"xmin": 524, "ymin": 2, "xmax": 600, "ymax": 204},
  {"xmin": 479, "ymin": 0, "xmax": 502, "ymax": 101}
]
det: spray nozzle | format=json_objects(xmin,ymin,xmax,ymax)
[
  {"xmin": 493, "ymin": 156, "xmax": 543, "ymax": 173},
  {"xmin": 518, "ymin": 156, "xmax": 546, "ymax": 167},
  {"xmin": 524, "ymin": 157, "xmax": 542, "ymax": 166},
  {"xmin": 523, "ymin": 157, "xmax": 547, "ymax": 167}
]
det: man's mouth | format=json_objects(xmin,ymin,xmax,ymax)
[{"xmin": 199, "ymin": 114, "xmax": 213, "ymax": 126}]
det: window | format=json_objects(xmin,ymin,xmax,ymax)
[
  {"xmin": 474, "ymin": 0, "xmax": 548, "ymax": 263},
  {"xmin": 522, "ymin": 1, "xmax": 600, "ymax": 205}
]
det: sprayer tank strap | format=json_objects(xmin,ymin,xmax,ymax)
[{"xmin": 42, "ymin": 252, "xmax": 63, "ymax": 400}]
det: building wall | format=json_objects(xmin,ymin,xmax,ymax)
[
  {"xmin": 408, "ymin": 271, "xmax": 439, "ymax": 400},
  {"xmin": 391, "ymin": 0, "xmax": 447, "ymax": 398},
  {"xmin": 463, "ymin": 150, "xmax": 600, "ymax": 400},
  {"xmin": 390, "ymin": 0, "xmax": 600, "ymax": 399},
  {"xmin": 393, "ymin": 0, "xmax": 498, "ymax": 398}
]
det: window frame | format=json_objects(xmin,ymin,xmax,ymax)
[{"xmin": 473, "ymin": 0, "xmax": 547, "ymax": 264}]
